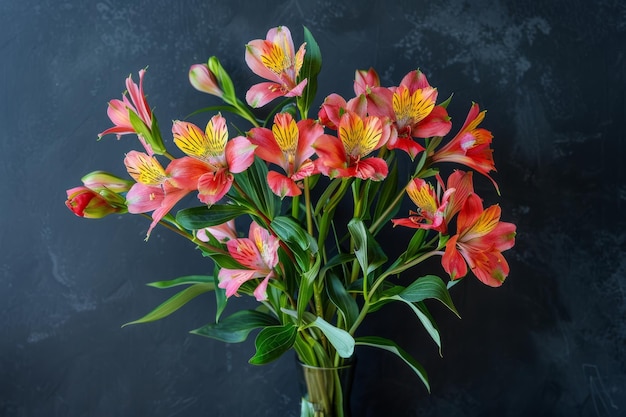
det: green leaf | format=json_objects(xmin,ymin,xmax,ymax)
[
  {"xmin": 309, "ymin": 316, "xmax": 355, "ymax": 358},
  {"xmin": 399, "ymin": 275, "xmax": 459, "ymax": 317},
  {"xmin": 234, "ymin": 157, "xmax": 280, "ymax": 220},
  {"xmin": 297, "ymin": 257, "xmax": 321, "ymax": 321},
  {"xmin": 249, "ymin": 324, "xmax": 298, "ymax": 365},
  {"xmin": 271, "ymin": 216, "xmax": 317, "ymax": 270},
  {"xmin": 146, "ymin": 275, "xmax": 214, "ymax": 288},
  {"xmin": 326, "ymin": 273, "xmax": 359, "ymax": 330},
  {"xmin": 404, "ymin": 228, "xmax": 427, "ymax": 260},
  {"xmin": 347, "ymin": 218, "xmax": 388, "ymax": 276},
  {"xmin": 371, "ymin": 157, "xmax": 401, "ymax": 234},
  {"xmin": 122, "ymin": 283, "xmax": 214, "ymax": 326},
  {"xmin": 192, "ymin": 309, "xmax": 279, "ymax": 343},
  {"xmin": 176, "ymin": 204, "xmax": 249, "ymax": 230},
  {"xmin": 384, "ymin": 296, "xmax": 442, "ymax": 353},
  {"xmin": 212, "ymin": 267, "xmax": 227, "ymax": 322},
  {"xmin": 128, "ymin": 110, "xmax": 166, "ymax": 155},
  {"xmin": 297, "ymin": 26, "xmax": 322, "ymax": 118},
  {"xmin": 356, "ymin": 336, "xmax": 430, "ymax": 392}
]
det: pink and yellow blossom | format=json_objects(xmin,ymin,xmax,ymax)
[
  {"xmin": 171, "ymin": 114, "xmax": 257, "ymax": 205},
  {"xmin": 441, "ymin": 193, "xmax": 516, "ymax": 286},
  {"xmin": 245, "ymin": 26, "xmax": 307, "ymax": 108},
  {"xmin": 431, "ymin": 103, "xmax": 498, "ymax": 191},
  {"xmin": 248, "ymin": 113, "xmax": 323, "ymax": 197},
  {"xmin": 218, "ymin": 222, "xmax": 280, "ymax": 301},
  {"xmin": 314, "ymin": 111, "xmax": 391, "ymax": 180}
]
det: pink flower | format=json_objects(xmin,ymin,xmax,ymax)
[
  {"xmin": 391, "ymin": 178, "xmax": 455, "ymax": 233},
  {"xmin": 441, "ymin": 193, "xmax": 516, "ymax": 286},
  {"xmin": 248, "ymin": 113, "xmax": 323, "ymax": 197},
  {"xmin": 431, "ymin": 103, "xmax": 498, "ymax": 191},
  {"xmin": 245, "ymin": 26, "xmax": 307, "ymax": 107},
  {"xmin": 171, "ymin": 114, "xmax": 256, "ymax": 205},
  {"xmin": 123, "ymin": 151, "xmax": 191, "ymax": 238},
  {"xmin": 314, "ymin": 111, "xmax": 391, "ymax": 181},
  {"xmin": 218, "ymin": 222, "xmax": 280, "ymax": 301}
]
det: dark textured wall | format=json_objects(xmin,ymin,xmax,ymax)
[{"xmin": 1, "ymin": 0, "xmax": 625, "ymax": 416}]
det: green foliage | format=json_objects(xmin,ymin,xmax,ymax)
[
  {"xmin": 122, "ymin": 283, "xmax": 214, "ymax": 326},
  {"xmin": 356, "ymin": 336, "xmax": 430, "ymax": 392},
  {"xmin": 192, "ymin": 309, "xmax": 279, "ymax": 343},
  {"xmin": 249, "ymin": 324, "xmax": 298, "ymax": 365}
]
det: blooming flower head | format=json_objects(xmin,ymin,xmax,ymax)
[
  {"xmin": 314, "ymin": 111, "xmax": 391, "ymax": 180},
  {"xmin": 248, "ymin": 113, "xmax": 323, "ymax": 197},
  {"xmin": 123, "ymin": 151, "xmax": 191, "ymax": 238},
  {"xmin": 171, "ymin": 114, "xmax": 256, "ymax": 205},
  {"xmin": 218, "ymin": 221, "xmax": 280, "ymax": 301},
  {"xmin": 245, "ymin": 26, "xmax": 307, "ymax": 108},
  {"xmin": 391, "ymin": 178, "xmax": 455, "ymax": 233},
  {"xmin": 431, "ymin": 103, "xmax": 498, "ymax": 191},
  {"xmin": 442, "ymin": 193, "xmax": 516, "ymax": 286},
  {"xmin": 99, "ymin": 69, "xmax": 165, "ymax": 155}
]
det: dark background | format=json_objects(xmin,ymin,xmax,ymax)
[{"xmin": 2, "ymin": 0, "xmax": 625, "ymax": 416}]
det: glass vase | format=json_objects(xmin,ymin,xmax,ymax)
[{"xmin": 296, "ymin": 357, "xmax": 356, "ymax": 417}]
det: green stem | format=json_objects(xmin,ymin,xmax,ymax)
[{"xmin": 349, "ymin": 249, "xmax": 441, "ymax": 336}]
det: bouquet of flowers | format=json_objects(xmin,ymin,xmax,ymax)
[{"xmin": 65, "ymin": 26, "xmax": 516, "ymax": 416}]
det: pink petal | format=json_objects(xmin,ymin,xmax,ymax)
[
  {"xmin": 253, "ymin": 275, "xmax": 272, "ymax": 302},
  {"xmin": 197, "ymin": 170, "xmax": 233, "ymax": 205},
  {"xmin": 248, "ymin": 127, "xmax": 284, "ymax": 166},
  {"xmin": 225, "ymin": 136, "xmax": 257, "ymax": 173},
  {"xmin": 267, "ymin": 170, "xmax": 301, "ymax": 197},
  {"xmin": 218, "ymin": 268, "xmax": 260, "ymax": 298},
  {"xmin": 246, "ymin": 82, "xmax": 287, "ymax": 108}
]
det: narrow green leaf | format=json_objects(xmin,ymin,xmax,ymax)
[
  {"xmin": 176, "ymin": 204, "xmax": 249, "ymax": 230},
  {"xmin": 249, "ymin": 324, "xmax": 297, "ymax": 365},
  {"xmin": 309, "ymin": 317, "xmax": 355, "ymax": 358},
  {"xmin": 404, "ymin": 228, "xmax": 427, "ymax": 260},
  {"xmin": 399, "ymin": 275, "xmax": 459, "ymax": 317},
  {"xmin": 122, "ymin": 283, "xmax": 214, "ymax": 326},
  {"xmin": 356, "ymin": 336, "xmax": 430, "ymax": 392},
  {"xmin": 298, "ymin": 26, "xmax": 322, "ymax": 117},
  {"xmin": 146, "ymin": 275, "xmax": 214, "ymax": 288},
  {"xmin": 271, "ymin": 216, "xmax": 318, "ymax": 270},
  {"xmin": 326, "ymin": 273, "xmax": 359, "ymax": 330},
  {"xmin": 192, "ymin": 310, "xmax": 279, "ymax": 343},
  {"xmin": 234, "ymin": 157, "xmax": 280, "ymax": 219},
  {"xmin": 297, "ymin": 257, "xmax": 321, "ymax": 321},
  {"xmin": 213, "ymin": 267, "xmax": 227, "ymax": 322},
  {"xmin": 347, "ymin": 218, "xmax": 387, "ymax": 276},
  {"xmin": 385, "ymin": 295, "xmax": 442, "ymax": 352},
  {"xmin": 371, "ymin": 157, "xmax": 401, "ymax": 234}
]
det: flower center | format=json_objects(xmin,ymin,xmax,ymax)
[
  {"xmin": 339, "ymin": 114, "xmax": 382, "ymax": 158},
  {"xmin": 392, "ymin": 86, "xmax": 435, "ymax": 126}
]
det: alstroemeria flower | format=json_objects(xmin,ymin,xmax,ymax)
[
  {"xmin": 196, "ymin": 219, "xmax": 238, "ymax": 243},
  {"xmin": 431, "ymin": 103, "xmax": 498, "ymax": 191},
  {"xmin": 357, "ymin": 69, "xmax": 452, "ymax": 159},
  {"xmin": 245, "ymin": 26, "xmax": 307, "ymax": 107},
  {"xmin": 123, "ymin": 150, "xmax": 191, "ymax": 238},
  {"xmin": 442, "ymin": 193, "xmax": 516, "ymax": 286},
  {"xmin": 171, "ymin": 114, "xmax": 256, "ymax": 205},
  {"xmin": 314, "ymin": 111, "xmax": 390, "ymax": 180},
  {"xmin": 318, "ymin": 93, "xmax": 367, "ymax": 130},
  {"xmin": 248, "ymin": 113, "xmax": 323, "ymax": 197},
  {"xmin": 391, "ymin": 178, "xmax": 455, "ymax": 233},
  {"xmin": 99, "ymin": 69, "xmax": 165, "ymax": 155},
  {"xmin": 218, "ymin": 222, "xmax": 280, "ymax": 301}
]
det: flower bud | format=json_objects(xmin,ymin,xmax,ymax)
[
  {"xmin": 81, "ymin": 171, "xmax": 133, "ymax": 193},
  {"xmin": 65, "ymin": 186, "xmax": 123, "ymax": 219},
  {"xmin": 189, "ymin": 63, "xmax": 223, "ymax": 97}
]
